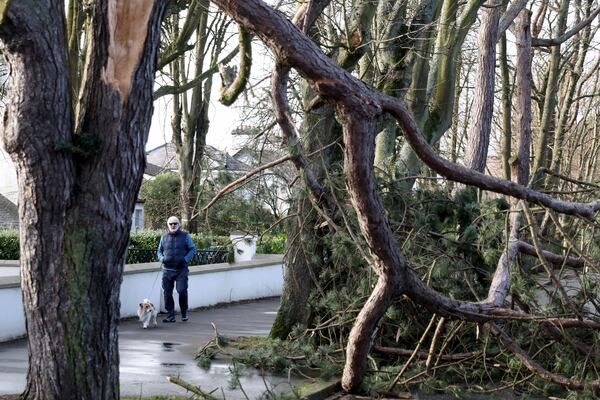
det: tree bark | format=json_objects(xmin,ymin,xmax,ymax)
[
  {"xmin": 531, "ymin": 0, "xmax": 570, "ymax": 189},
  {"xmin": 0, "ymin": 1, "xmax": 165, "ymax": 398},
  {"xmin": 514, "ymin": 8, "xmax": 532, "ymax": 187},
  {"xmin": 485, "ymin": 8, "xmax": 533, "ymax": 307},
  {"xmin": 339, "ymin": 104, "xmax": 406, "ymax": 393},
  {"xmin": 271, "ymin": 86, "xmax": 340, "ymax": 339},
  {"xmin": 398, "ymin": 0, "xmax": 482, "ymax": 190},
  {"xmin": 546, "ymin": 0, "xmax": 592, "ymax": 189},
  {"xmin": 465, "ymin": 0, "xmax": 501, "ymax": 173},
  {"xmin": 499, "ymin": 33, "xmax": 512, "ymax": 180}
]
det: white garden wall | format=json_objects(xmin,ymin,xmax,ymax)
[{"xmin": 0, "ymin": 254, "xmax": 284, "ymax": 342}]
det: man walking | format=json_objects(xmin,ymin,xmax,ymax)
[{"xmin": 157, "ymin": 216, "xmax": 196, "ymax": 322}]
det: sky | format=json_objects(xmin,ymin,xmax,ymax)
[{"xmin": 147, "ymin": 88, "xmax": 243, "ymax": 153}]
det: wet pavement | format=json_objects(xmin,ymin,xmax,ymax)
[
  {"xmin": 0, "ymin": 297, "xmax": 296, "ymax": 398},
  {"xmin": 0, "ymin": 264, "xmax": 18, "ymax": 277}
]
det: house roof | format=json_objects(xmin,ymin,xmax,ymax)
[
  {"xmin": 232, "ymin": 147, "xmax": 280, "ymax": 165},
  {"xmin": 144, "ymin": 162, "xmax": 167, "ymax": 177},
  {"xmin": 0, "ymin": 193, "xmax": 18, "ymax": 228},
  {"xmin": 146, "ymin": 143, "xmax": 178, "ymax": 173},
  {"xmin": 145, "ymin": 143, "xmax": 251, "ymax": 176}
]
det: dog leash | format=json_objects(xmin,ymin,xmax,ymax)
[{"xmin": 147, "ymin": 264, "xmax": 162, "ymax": 300}]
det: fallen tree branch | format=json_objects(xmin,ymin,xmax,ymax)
[
  {"xmin": 485, "ymin": 202, "xmax": 522, "ymax": 306},
  {"xmin": 426, "ymin": 317, "xmax": 446, "ymax": 372},
  {"xmin": 517, "ymin": 240, "xmax": 584, "ymax": 268},
  {"xmin": 487, "ymin": 322, "xmax": 600, "ymax": 390},
  {"xmin": 270, "ymin": 0, "xmax": 335, "ymax": 213},
  {"xmin": 209, "ymin": 0, "xmax": 600, "ymax": 392},
  {"xmin": 380, "ymin": 95, "xmax": 600, "ymax": 220},
  {"xmin": 521, "ymin": 202, "xmax": 581, "ymax": 317},
  {"xmin": 547, "ymin": 210, "xmax": 600, "ymax": 273},
  {"xmin": 388, "ymin": 314, "xmax": 437, "ymax": 390},
  {"xmin": 512, "ymin": 295, "xmax": 592, "ymax": 355},
  {"xmin": 374, "ymin": 345, "xmax": 490, "ymax": 362}
]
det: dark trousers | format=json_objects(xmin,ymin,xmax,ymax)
[{"xmin": 162, "ymin": 267, "xmax": 189, "ymax": 317}]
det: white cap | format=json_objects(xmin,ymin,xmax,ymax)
[{"xmin": 167, "ymin": 216, "xmax": 180, "ymax": 225}]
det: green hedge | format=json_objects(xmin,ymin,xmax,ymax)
[
  {"xmin": 0, "ymin": 229, "xmax": 19, "ymax": 260},
  {"xmin": 257, "ymin": 233, "xmax": 285, "ymax": 254},
  {"xmin": 126, "ymin": 231, "xmax": 233, "ymax": 264},
  {"xmin": 0, "ymin": 229, "xmax": 285, "ymax": 262}
]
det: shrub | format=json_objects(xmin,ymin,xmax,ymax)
[
  {"xmin": 257, "ymin": 233, "xmax": 285, "ymax": 254},
  {"xmin": 0, "ymin": 229, "xmax": 284, "ymax": 262},
  {"xmin": 0, "ymin": 229, "xmax": 19, "ymax": 260},
  {"xmin": 126, "ymin": 230, "xmax": 232, "ymax": 264},
  {"xmin": 139, "ymin": 173, "xmax": 181, "ymax": 229}
]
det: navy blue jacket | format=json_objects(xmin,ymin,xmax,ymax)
[{"xmin": 157, "ymin": 230, "xmax": 196, "ymax": 270}]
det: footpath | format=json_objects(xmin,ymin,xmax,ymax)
[{"xmin": 0, "ymin": 297, "xmax": 294, "ymax": 399}]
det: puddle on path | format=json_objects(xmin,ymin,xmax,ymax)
[
  {"xmin": 161, "ymin": 342, "xmax": 180, "ymax": 352},
  {"xmin": 119, "ymin": 339, "xmax": 295, "ymax": 398}
]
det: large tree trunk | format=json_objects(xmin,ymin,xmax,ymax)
[
  {"xmin": 546, "ymin": 0, "xmax": 592, "ymax": 189},
  {"xmin": 465, "ymin": 0, "xmax": 501, "ymax": 173},
  {"xmin": 0, "ymin": 1, "xmax": 165, "ymax": 399},
  {"xmin": 530, "ymin": 0, "xmax": 570, "ymax": 189},
  {"xmin": 514, "ymin": 8, "xmax": 533, "ymax": 187},
  {"xmin": 271, "ymin": 0, "xmax": 367, "ymax": 339},
  {"xmin": 397, "ymin": 0, "xmax": 481, "ymax": 190},
  {"xmin": 271, "ymin": 83, "xmax": 340, "ymax": 339}
]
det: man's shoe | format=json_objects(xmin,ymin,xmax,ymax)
[
  {"xmin": 162, "ymin": 316, "xmax": 176, "ymax": 323},
  {"xmin": 181, "ymin": 314, "xmax": 189, "ymax": 322}
]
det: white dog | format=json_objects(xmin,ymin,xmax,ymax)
[{"xmin": 137, "ymin": 298, "xmax": 158, "ymax": 329}]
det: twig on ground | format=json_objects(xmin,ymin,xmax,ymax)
[
  {"xmin": 426, "ymin": 317, "xmax": 446, "ymax": 372},
  {"xmin": 388, "ymin": 314, "xmax": 437, "ymax": 390},
  {"xmin": 166, "ymin": 375, "xmax": 218, "ymax": 399}
]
